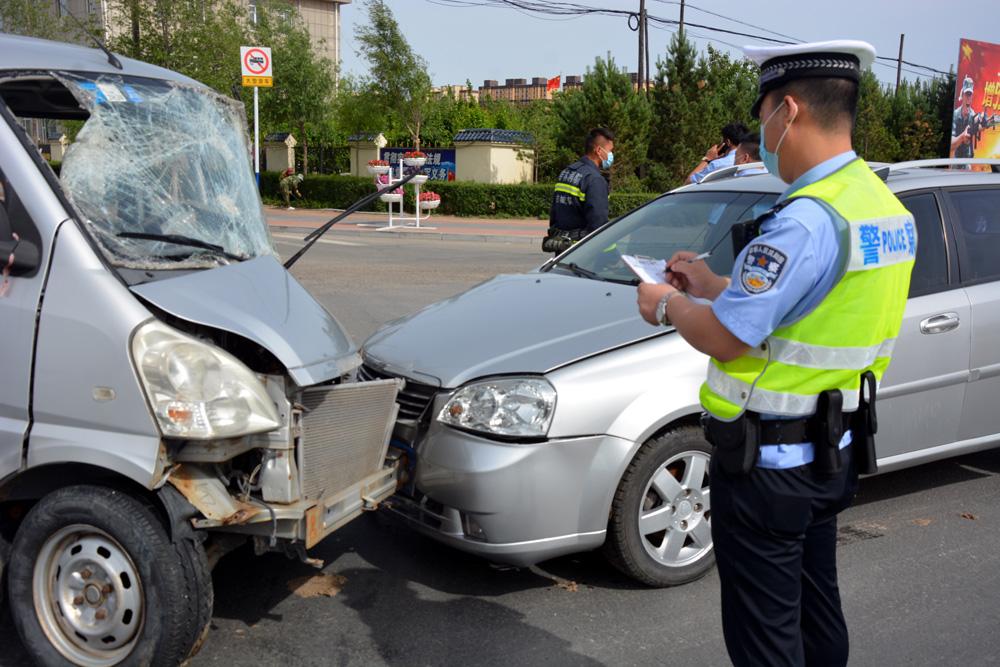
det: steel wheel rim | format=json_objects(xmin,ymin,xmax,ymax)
[
  {"xmin": 32, "ymin": 524, "xmax": 144, "ymax": 667},
  {"xmin": 637, "ymin": 450, "xmax": 712, "ymax": 568}
]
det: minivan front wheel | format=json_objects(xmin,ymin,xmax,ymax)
[
  {"xmin": 7, "ymin": 485, "xmax": 208, "ymax": 667},
  {"xmin": 605, "ymin": 426, "xmax": 714, "ymax": 587}
]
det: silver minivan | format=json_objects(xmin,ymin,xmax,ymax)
[
  {"xmin": 0, "ymin": 35, "xmax": 402, "ymax": 665},
  {"xmin": 364, "ymin": 157, "xmax": 1000, "ymax": 587}
]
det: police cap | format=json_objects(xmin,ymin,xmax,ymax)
[{"xmin": 743, "ymin": 40, "xmax": 876, "ymax": 118}]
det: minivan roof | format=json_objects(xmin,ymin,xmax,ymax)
[{"xmin": 0, "ymin": 32, "xmax": 202, "ymax": 87}]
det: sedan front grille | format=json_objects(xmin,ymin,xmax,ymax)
[{"xmin": 357, "ymin": 364, "xmax": 438, "ymax": 422}]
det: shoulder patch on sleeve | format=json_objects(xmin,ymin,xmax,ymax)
[{"xmin": 740, "ymin": 243, "xmax": 788, "ymax": 294}]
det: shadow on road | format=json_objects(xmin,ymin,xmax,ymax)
[{"xmin": 334, "ymin": 564, "xmax": 605, "ymax": 667}]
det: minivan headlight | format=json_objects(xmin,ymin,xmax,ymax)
[
  {"xmin": 437, "ymin": 377, "xmax": 556, "ymax": 438},
  {"xmin": 132, "ymin": 321, "xmax": 280, "ymax": 439}
]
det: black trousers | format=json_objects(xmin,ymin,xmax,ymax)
[{"xmin": 711, "ymin": 446, "xmax": 859, "ymax": 667}]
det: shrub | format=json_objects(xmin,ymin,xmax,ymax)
[{"xmin": 259, "ymin": 171, "xmax": 658, "ymax": 218}]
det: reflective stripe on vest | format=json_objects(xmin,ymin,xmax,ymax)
[
  {"xmin": 554, "ymin": 182, "xmax": 586, "ymax": 201},
  {"xmin": 701, "ymin": 158, "xmax": 915, "ymax": 420}
]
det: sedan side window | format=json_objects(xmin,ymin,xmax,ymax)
[
  {"xmin": 947, "ymin": 188, "xmax": 1000, "ymax": 283},
  {"xmin": 899, "ymin": 192, "xmax": 949, "ymax": 297}
]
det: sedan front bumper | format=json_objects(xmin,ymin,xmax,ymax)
[{"xmin": 383, "ymin": 424, "xmax": 634, "ymax": 566}]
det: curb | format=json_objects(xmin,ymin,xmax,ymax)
[{"xmin": 269, "ymin": 225, "xmax": 542, "ymax": 245}]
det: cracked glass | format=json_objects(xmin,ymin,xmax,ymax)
[{"xmin": 57, "ymin": 73, "xmax": 274, "ymax": 270}]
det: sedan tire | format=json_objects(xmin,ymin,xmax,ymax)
[{"xmin": 604, "ymin": 426, "xmax": 714, "ymax": 587}]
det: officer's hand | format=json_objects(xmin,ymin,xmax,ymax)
[
  {"xmin": 667, "ymin": 251, "xmax": 723, "ymax": 300},
  {"xmin": 637, "ymin": 282, "xmax": 677, "ymax": 326}
]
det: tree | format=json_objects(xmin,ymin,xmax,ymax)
[
  {"xmin": 648, "ymin": 34, "xmax": 756, "ymax": 191},
  {"xmin": 354, "ymin": 0, "xmax": 432, "ymax": 149},
  {"xmin": 252, "ymin": 4, "xmax": 334, "ymax": 173},
  {"xmin": 552, "ymin": 54, "xmax": 652, "ymax": 190}
]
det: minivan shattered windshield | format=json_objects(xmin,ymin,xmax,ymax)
[{"xmin": 57, "ymin": 73, "xmax": 273, "ymax": 270}]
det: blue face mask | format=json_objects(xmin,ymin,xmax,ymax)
[
  {"xmin": 759, "ymin": 101, "xmax": 793, "ymax": 180},
  {"xmin": 601, "ymin": 148, "xmax": 614, "ymax": 170}
]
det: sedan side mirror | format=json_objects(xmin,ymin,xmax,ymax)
[{"xmin": 0, "ymin": 237, "xmax": 40, "ymax": 276}]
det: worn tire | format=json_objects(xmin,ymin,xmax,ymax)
[
  {"xmin": 604, "ymin": 426, "xmax": 715, "ymax": 587},
  {"xmin": 0, "ymin": 524, "xmax": 10, "ymax": 619},
  {"xmin": 8, "ymin": 485, "xmax": 210, "ymax": 667}
]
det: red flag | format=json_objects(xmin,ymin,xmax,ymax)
[{"xmin": 546, "ymin": 75, "xmax": 560, "ymax": 93}]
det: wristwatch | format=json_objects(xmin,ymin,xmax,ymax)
[{"xmin": 656, "ymin": 291, "xmax": 680, "ymax": 326}]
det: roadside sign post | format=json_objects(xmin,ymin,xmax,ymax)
[{"xmin": 241, "ymin": 46, "xmax": 273, "ymax": 188}]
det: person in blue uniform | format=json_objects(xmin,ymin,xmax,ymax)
[
  {"xmin": 544, "ymin": 128, "xmax": 614, "ymax": 254},
  {"xmin": 637, "ymin": 40, "xmax": 913, "ymax": 667},
  {"xmin": 688, "ymin": 122, "xmax": 748, "ymax": 183}
]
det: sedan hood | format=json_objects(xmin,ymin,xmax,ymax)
[
  {"xmin": 363, "ymin": 272, "xmax": 664, "ymax": 388},
  {"xmin": 131, "ymin": 255, "xmax": 359, "ymax": 386}
]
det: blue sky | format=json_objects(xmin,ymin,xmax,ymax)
[{"xmin": 338, "ymin": 0, "xmax": 997, "ymax": 88}]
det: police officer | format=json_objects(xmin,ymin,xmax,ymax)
[
  {"xmin": 637, "ymin": 40, "xmax": 916, "ymax": 666},
  {"xmin": 544, "ymin": 128, "xmax": 614, "ymax": 254}
]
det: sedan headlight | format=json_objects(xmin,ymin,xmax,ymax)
[
  {"xmin": 437, "ymin": 377, "xmax": 556, "ymax": 438},
  {"xmin": 132, "ymin": 321, "xmax": 280, "ymax": 439}
]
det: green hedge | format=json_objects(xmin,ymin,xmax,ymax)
[{"xmin": 261, "ymin": 171, "xmax": 658, "ymax": 219}]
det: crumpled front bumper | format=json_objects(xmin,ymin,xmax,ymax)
[{"xmin": 383, "ymin": 424, "xmax": 634, "ymax": 566}]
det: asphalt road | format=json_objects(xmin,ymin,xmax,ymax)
[{"xmin": 2, "ymin": 235, "xmax": 999, "ymax": 666}]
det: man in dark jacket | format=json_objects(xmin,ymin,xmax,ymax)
[{"xmin": 544, "ymin": 127, "xmax": 614, "ymax": 254}]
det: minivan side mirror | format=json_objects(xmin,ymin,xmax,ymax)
[{"xmin": 0, "ymin": 237, "xmax": 40, "ymax": 276}]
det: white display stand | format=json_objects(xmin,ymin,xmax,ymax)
[{"xmin": 358, "ymin": 159, "xmax": 436, "ymax": 231}]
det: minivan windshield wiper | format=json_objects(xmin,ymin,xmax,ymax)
[
  {"xmin": 116, "ymin": 232, "xmax": 247, "ymax": 262},
  {"xmin": 549, "ymin": 261, "xmax": 639, "ymax": 286}
]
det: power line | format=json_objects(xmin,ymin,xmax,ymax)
[{"xmin": 421, "ymin": 0, "xmax": 951, "ymax": 79}]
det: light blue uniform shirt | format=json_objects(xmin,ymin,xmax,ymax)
[
  {"xmin": 710, "ymin": 151, "xmax": 858, "ymax": 468},
  {"xmin": 690, "ymin": 151, "xmax": 736, "ymax": 183},
  {"xmin": 736, "ymin": 165, "xmax": 769, "ymax": 177}
]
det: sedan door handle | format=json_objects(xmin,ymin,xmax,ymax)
[{"xmin": 920, "ymin": 313, "xmax": 960, "ymax": 334}]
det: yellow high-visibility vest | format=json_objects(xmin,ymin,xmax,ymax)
[{"xmin": 701, "ymin": 158, "xmax": 916, "ymax": 419}]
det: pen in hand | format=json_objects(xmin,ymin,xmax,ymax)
[{"xmin": 665, "ymin": 251, "xmax": 711, "ymax": 273}]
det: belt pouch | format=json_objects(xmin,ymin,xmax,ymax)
[
  {"xmin": 702, "ymin": 413, "xmax": 758, "ymax": 475},
  {"xmin": 852, "ymin": 371, "xmax": 879, "ymax": 475},
  {"xmin": 811, "ymin": 390, "xmax": 844, "ymax": 475}
]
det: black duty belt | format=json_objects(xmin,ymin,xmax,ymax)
[{"xmin": 758, "ymin": 413, "xmax": 854, "ymax": 445}]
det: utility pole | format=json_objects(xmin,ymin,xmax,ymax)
[
  {"xmin": 637, "ymin": 0, "xmax": 646, "ymax": 93},
  {"xmin": 679, "ymin": 0, "xmax": 685, "ymax": 37},
  {"xmin": 895, "ymin": 33, "xmax": 905, "ymax": 94},
  {"xmin": 644, "ymin": 9, "xmax": 651, "ymax": 91}
]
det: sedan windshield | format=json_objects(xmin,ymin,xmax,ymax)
[
  {"xmin": 57, "ymin": 73, "xmax": 273, "ymax": 270},
  {"xmin": 550, "ymin": 191, "xmax": 779, "ymax": 283}
]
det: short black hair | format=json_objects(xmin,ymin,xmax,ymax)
[
  {"xmin": 721, "ymin": 122, "xmax": 749, "ymax": 146},
  {"xmin": 585, "ymin": 127, "xmax": 615, "ymax": 154},
  {"xmin": 771, "ymin": 78, "xmax": 859, "ymax": 131},
  {"xmin": 738, "ymin": 131, "xmax": 761, "ymax": 161}
]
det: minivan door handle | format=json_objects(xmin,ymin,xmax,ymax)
[{"xmin": 920, "ymin": 313, "xmax": 960, "ymax": 334}]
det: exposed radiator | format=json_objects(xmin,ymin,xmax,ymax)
[{"xmin": 297, "ymin": 379, "xmax": 401, "ymax": 501}]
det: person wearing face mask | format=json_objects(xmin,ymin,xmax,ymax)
[
  {"xmin": 544, "ymin": 127, "xmax": 614, "ymax": 254},
  {"xmin": 636, "ymin": 40, "xmax": 917, "ymax": 667},
  {"xmin": 733, "ymin": 131, "xmax": 768, "ymax": 176}
]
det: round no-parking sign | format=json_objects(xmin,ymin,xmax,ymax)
[{"xmin": 241, "ymin": 46, "xmax": 273, "ymax": 87}]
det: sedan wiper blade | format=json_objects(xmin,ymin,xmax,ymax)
[
  {"xmin": 117, "ymin": 232, "xmax": 246, "ymax": 261},
  {"xmin": 552, "ymin": 261, "xmax": 600, "ymax": 280}
]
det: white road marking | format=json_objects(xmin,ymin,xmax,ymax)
[{"xmin": 272, "ymin": 233, "xmax": 365, "ymax": 247}]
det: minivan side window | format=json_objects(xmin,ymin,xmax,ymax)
[
  {"xmin": 899, "ymin": 192, "xmax": 949, "ymax": 297},
  {"xmin": 947, "ymin": 188, "xmax": 1000, "ymax": 283}
]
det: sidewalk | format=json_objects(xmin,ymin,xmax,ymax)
[{"xmin": 266, "ymin": 206, "xmax": 547, "ymax": 243}]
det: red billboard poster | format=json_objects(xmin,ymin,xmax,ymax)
[{"xmin": 953, "ymin": 38, "xmax": 1000, "ymax": 170}]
